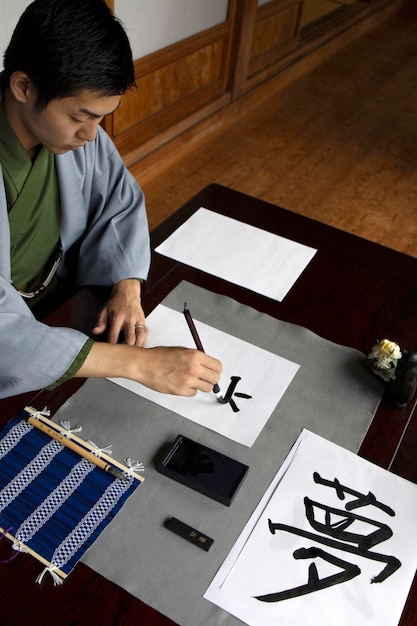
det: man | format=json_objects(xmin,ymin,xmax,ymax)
[{"xmin": 0, "ymin": 0, "xmax": 221, "ymax": 398}]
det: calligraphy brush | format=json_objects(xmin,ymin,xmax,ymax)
[
  {"xmin": 26, "ymin": 414, "xmax": 128, "ymax": 480},
  {"xmin": 183, "ymin": 303, "xmax": 226, "ymax": 403}
]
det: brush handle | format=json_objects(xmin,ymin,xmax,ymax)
[
  {"xmin": 27, "ymin": 416, "xmax": 127, "ymax": 480},
  {"xmin": 183, "ymin": 304, "xmax": 222, "ymax": 398}
]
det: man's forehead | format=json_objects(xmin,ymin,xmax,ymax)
[{"xmin": 64, "ymin": 91, "xmax": 121, "ymax": 116}]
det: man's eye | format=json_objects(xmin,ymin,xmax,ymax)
[{"xmin": 71, "ymin": 116, "xmax": 86, "ymax": 123}]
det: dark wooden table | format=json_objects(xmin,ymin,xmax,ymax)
[{"xmin": 1, "ymin": 184, "xmax": 416, "ymax": 625}]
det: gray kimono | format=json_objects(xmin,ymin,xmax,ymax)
[{"xmin": 0, "ymin": 126, "xmax": 150, "ymax": 398}]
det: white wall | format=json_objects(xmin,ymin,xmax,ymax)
[
  {"xmin": 0, "ymin": 0, "xmax": 32, "ymax": 63},
  {"xmin": 115, "ymin": 0, "xmax": 229, "ymax": 60},
  {"xmin": 0, "ymin": 1, "xmax": 230, "ymax": 66}
]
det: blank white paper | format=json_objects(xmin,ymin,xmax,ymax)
[
  {"xmin": 108, "ymin": 305, "xmax": 300, "ymax": 447},
  {"xmin": 154, "ymin": 208, "xmax": 317, "ymax": 301}
]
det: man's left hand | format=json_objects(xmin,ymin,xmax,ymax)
[{"xmin": 92, "ymin": 279, "xmax": 148, "ymax": 346}]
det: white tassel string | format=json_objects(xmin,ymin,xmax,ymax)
[
  {"xmin": 11, "ymin": 538, "xmax": 26, "ymax": 553},
  {"xmin": 31, "ymin": 407, "xmax": 51, "ymax": 419},
  {"xmin": 87, "ymin": 441, "xmax": 113, "ymax": 457},
  {"xmin": 36, "ymin": 565, "xmax": 63, "ymax": 586},
  {"xmin": 59, "ymin": 420, "xmax": 82, "ymax": 437},
  {"xmin": 124, "ymin": 458, "xmax": 145, "ymax": 474}
]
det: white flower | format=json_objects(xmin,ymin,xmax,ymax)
[{"xmin": 368, "ymin": 339, "xmax": 402, "ymax": 378}]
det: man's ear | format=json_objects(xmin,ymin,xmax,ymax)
[{"xmin": 9, "ymin": 71, "xmax": 35, "ymax": 104}]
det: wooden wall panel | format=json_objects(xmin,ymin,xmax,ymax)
[
  {"xmin": 106, "ymin": 21, "xmax": 233, "ymax": 157},
  {"xmin": 251, "ymin": 3, "xmax": 301, "ymax": 57},
  {"xmin": 114, "ymin": 40, "xmax": 225, "ymax": 136},
  {"xmin": 249, "ymin": 0, "xmax": 302, "ymax": 78}
]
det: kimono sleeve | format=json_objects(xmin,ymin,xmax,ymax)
[
  {"xmin": 0, "ymin": 276, "xmax": 91, "ymax": 399},
  {"xmin": 57, "ymin": 128, "xmax": 151, "ymax": 287}
]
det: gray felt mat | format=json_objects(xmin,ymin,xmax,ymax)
[{"xmin": 53, "ymin": 281, "xmax": 383, "ymax": 626}]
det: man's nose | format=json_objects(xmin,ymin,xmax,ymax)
[{"xmin": 77, "ymin": 119, "xmax": 100, "ymax": 142}]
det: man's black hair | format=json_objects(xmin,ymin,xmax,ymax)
[{"xmin": 2, "ymin": 0, "xmax": 136, "ymax": 108}]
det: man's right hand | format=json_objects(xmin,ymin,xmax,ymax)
[{"xmin": 76, "ymin": 342, "xmax": 222, "ymax": 396}]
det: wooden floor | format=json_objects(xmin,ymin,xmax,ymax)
[{"xmin": 140, "ymin": 1, "xmax": 417, "ymax": 259}]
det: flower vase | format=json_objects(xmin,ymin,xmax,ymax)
[{"xmin": 386, "ymin": 351, "xmax": 417, "ymax": 408}]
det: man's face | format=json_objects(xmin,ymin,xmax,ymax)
[{"xmin": 21, "ymin": 88, "xmax": 121, "ymax": 154}]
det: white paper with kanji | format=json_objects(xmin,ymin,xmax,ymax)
[
  {"xmin": 109, "ymin": 305, "xmax": 299, "ymax": 447},
  {"xmin": 204, "ymin": 430, "xmax": 417, "ymax": 626}
]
